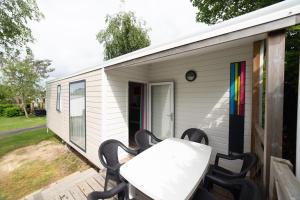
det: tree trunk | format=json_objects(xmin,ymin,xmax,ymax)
[
  {"xmin": 22, "ymin": 96, "xmax": 29, "ymax": 118},
  {"xmin": 23, "ymin": 103, "xmax": 28, "ymax": 118},
  {"xmin": 15, "ymin": 97, "xmax": 22, "ymax": 108}
]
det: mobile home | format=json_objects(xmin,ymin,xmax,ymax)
[{"xmin": 46, "ymin": 0, "xmax": 300, "ymax": 192}]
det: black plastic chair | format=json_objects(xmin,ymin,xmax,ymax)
[
  {"xmin": 99, "ymin": 139, "xmax": 138, "ymax": 191},
  {"xmin": 181, "ymin": 128, "xmax": 209, "ymax": 145},
  {"xmin": 134, "ymin": 129, "xmax": 162, "ymax": 153},
  {"xmin": 209, "ymin": 152, "xmax": 258, "ymax": 179},
  {"xmin": 193, "ymin": 177, "xmax": 261, "ymax": 200},
  {"xmin": 204, "ymin": 152, "xmax": 258, "ymax": 198},
  {"xmin": 87, "ymin": 182, "xmax": 131, "ymax": 200},
  {"xmin": 191, "ymin": 188, "xmax": 217, "ymax": 200}
]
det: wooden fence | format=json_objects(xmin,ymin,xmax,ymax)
[{"xmin": 269, "ymin": 156, "xmax": 300, "ymax": 200}]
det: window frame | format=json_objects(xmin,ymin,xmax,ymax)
[
  {"xmin": 69, "ymin": 80, "xmax": 86, "ymax": 152},
  {"xmin": 56, "ymin": 85, "xmax": 61, "ymax": 111}
]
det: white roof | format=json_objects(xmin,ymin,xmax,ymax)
[{"xmin": 48, "ymin": 0, "xmax": 300, "ymax": 83}]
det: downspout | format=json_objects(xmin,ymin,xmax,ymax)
[{"xmin": 297, "ymin": 55, "xmax": 300, "ymax": 181}]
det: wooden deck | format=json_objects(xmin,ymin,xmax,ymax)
[
  {"xmin": 23, "ymin": 168, "xmax": 233, "ymax": 200},
  {"xmin": 23, "ymin": 168, "xmax": 114, "ymax": 200}
]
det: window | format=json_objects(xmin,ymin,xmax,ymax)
[
  {"xmin": 69, "ymin": 80, "xmax": 86, "ymax": 151},
  {"xmin": 56, "ymin": 85, "xmax": 61, "ymax": 111}
]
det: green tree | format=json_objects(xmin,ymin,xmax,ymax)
[
  {"xmin": 0, "ymin": 0, "xmax": 43, "ymax": 58},
  {"xmin": 1, "ymin": 54, "xmax": 53, "ymax": 118},
  {"xmin": 97, "ymin": 11, "xmax": 151, "ymax": 60},
  {"xmin": 190, "ymin": 0, "xmax": 282, "ymax": 24},
  {"xmin": 0, "ymin": 84, "xmax": 13, "ymax": 103}
]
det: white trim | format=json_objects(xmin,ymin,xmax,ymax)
[
  {"xmin": 296, "ymin": 55, "xmax": 300, "ymax": 181},
  {"xmin": 101, "ymin": 68, "xmax": 106, "ymax": 143},
  {"xmin": 148, "ymin": 82, "xmax": 175, "ymax": 138}
]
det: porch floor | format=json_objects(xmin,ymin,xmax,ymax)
[{"xmin": 23, "ymin": 168, "xmax": 232, "ymax": 200}]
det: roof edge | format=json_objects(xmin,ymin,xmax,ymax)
[{"xmin": 47, "ymin": 0, "xmax": 300, "ymax": 84}]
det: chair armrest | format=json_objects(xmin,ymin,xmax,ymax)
[
  {"xmin": 214, "ymin": 153, "xmax": 243, "ymax": 166},
  {"xmin": 119, "ymin": 143, "xmax": 138, "ymax": 156},
  {"xmin": 87, "ymin": 182, "xmax": 128, "ymax": 200},
  {"xmin": 123, "ymin": 146, "xmax": 138, "ymax": 156},
  {"xmin": 99, "ymin": 154, "xmax": 121, "ymax": 172},
  {"xmin": 152, "ymin": 135, "xmax": 162, "ymax": 143},
  {"xmin": 211, "ymin": 167, "xmax": 241, "ymax": 179},
  {"xmin": 205, "ymin": 174, "xmax": 234, "ymax": 188}
]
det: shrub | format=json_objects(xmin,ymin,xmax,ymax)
[
  {"xmin": 0, "ymin": 104, "xmax": 14, "ymax": 116},
  {"xmin": 4, "ymin": 107, "xmax": 21, "ymax": 117}
]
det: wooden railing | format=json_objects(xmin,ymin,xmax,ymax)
[{"xmin": 269, "ymin": 156, "xmax": 300, "ymax": 200}]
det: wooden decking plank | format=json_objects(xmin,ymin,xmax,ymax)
[
  {"xmin": 92, "ymin": 173, "xmax": 106, "ymax": 187},
  {"xmin": 56, "ymin": 191, "xmax": 75, "ymax": 200},
  {"xmin": 68, "ymin": 186, "xmax": 87, "ymax": 200},
  {"xmin": 76, "ymin": 181, "xmax": 94, "ymax": 197},
  {"xmin": 45, "ymin": 172, "xmax": 81, "ymax": 190},
  {"xmin": 53, "ymin": 196, "xmax": 61, "ymax": 200},
  {"xmin": 86, "ymin": 177, "xmax": 103, "ymax": 191},
  {"xmin": 92, "ymin": 173, "xmax": 116, "ymax": 189},
  {"xmin": 42, "ymin": 169, "xmax": 97, "ymax": 196}
]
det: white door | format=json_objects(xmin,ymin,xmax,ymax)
[{"xmin": 148, "ymin": 82, "xmax": 174, "ymax": 139}]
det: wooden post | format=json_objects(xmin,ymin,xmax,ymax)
[
  {"xmin": 251, "ymin": 41, "xmax": 261, "ymax": 163},
  {"xmin": 264, "ymin": 30, "xmax": 286, "ymax": 194}
]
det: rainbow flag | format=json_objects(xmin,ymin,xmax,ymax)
[{"xmin": 230, "ymin": 61, "xmax": 246, "ymax": 116}]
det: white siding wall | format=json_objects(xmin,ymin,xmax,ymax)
[
  {"xmin": 46, "ymin": 44, "xmax": 252, "ymax": 170},
  {"xmin": 148, "ymin": 45, "xmax": 252, "ymax": 170},
  {"xmin": 46, "ymin": 69, "xmax": 103, "ymax": 166},
  {"xmin": 103, "ymin": 66, "xmax": 149, "ymax": 146}
]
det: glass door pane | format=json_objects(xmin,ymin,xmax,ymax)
[
  {"xmin": 149, "ymin": 82, "xmax": 174, "ymax": 139},
  {"xmin": 69, "ymin": 80, "xmax": 86, "ymax": 150}
]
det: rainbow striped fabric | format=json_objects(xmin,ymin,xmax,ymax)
[{"xmin": 230, "ymin": 61, "xmax": 246, "ymax": 116}]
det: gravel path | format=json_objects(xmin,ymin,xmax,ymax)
[{"xmin": 0, "ymin": 125, "xmax": 46, "ymax": 136}]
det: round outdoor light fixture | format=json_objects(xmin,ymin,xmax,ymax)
[{"xmin": 185, "ymin": 70, "xmax": 197, "ymax": 82}]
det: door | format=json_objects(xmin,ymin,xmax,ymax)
[
  {"xmin": 148, "ymin": 82, "xmax": 174, "ymax": 139},
  {"xmin": 128, "ymin": 82, "xmax": 145, "ymax": 147}
]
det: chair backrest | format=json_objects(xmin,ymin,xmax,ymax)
[
  {"xmin": 237, "ymin": 179, "xmax": 261, "ymax": 200},
  {"xmin": 98, "ymin": 139, "xmax": 124, "ymax": 169},
  {"xmin": 240, "ymin": 153, "xmax": 258, "ymax": 176},
  {"xmin": 134, "ymin": 129, "xmax": 154, "ymax": 152},
  {"xmin": 181, "ymin": 128, "xmax": 209, "ymax": 145}
]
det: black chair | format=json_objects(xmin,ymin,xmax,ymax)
[
  {"xmin": 204, "ymin": 152, "xmax": 258, "ymax": 198},
  {"xmin": 99, "ymin": 139, "xmax": 138, "ymax": 191},
  {"xmin": 87, "ymin": 182, "xmax": 131, "ymax": 200},
  {"xmin": 134, "ymin": 129, "xmax": 162, "ymax": 153},
  {"xmin": 193, "ymin": 177, "xmax": 261, "ymax": 200},
  {"xmin": 181, "ymin": 128, "xmax": 209, "ymax": 145},
  {"xmin": 209, "ymin": 152, "xmax": 258, "ymax": 179},
  {"xmin": 192, "ymin": 188, "xmax": 217, "ymax": 200}
]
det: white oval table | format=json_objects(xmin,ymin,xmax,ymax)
[{"xmin": 120, "ymin": 138, "xmax": 212, "ymax": 200}]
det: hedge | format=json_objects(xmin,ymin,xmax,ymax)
[
  {"xmin": 4, "ymin": 107, "xmax": 21, "ymax": 117},
  {"xmin": 0, "ymin": 104, "xmax": 14, "ymax": 116}
]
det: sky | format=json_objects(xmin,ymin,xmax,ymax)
[{"xmin": 29, "ymin": 0, "xmax": 207, "ymax": 79}]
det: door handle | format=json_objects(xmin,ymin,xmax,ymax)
[{"xmin": 167, "ymin": 113, "xmax": 174, "ymax": 121}]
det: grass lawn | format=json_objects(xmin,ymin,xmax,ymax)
[
  {"xmin": 0, "ymin": 128, "xmax": 56, "ymax": 158},
  {"xmin": 0, "ymin": 116, "xmax": 46, "ymax": 132},
  {"xmin": 0, "ymin": 152, "xmax": 89, "ymax": 200},
  {"xmin": 0, "ymin": 128, "xmax": 89, "ymax": 200}
]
